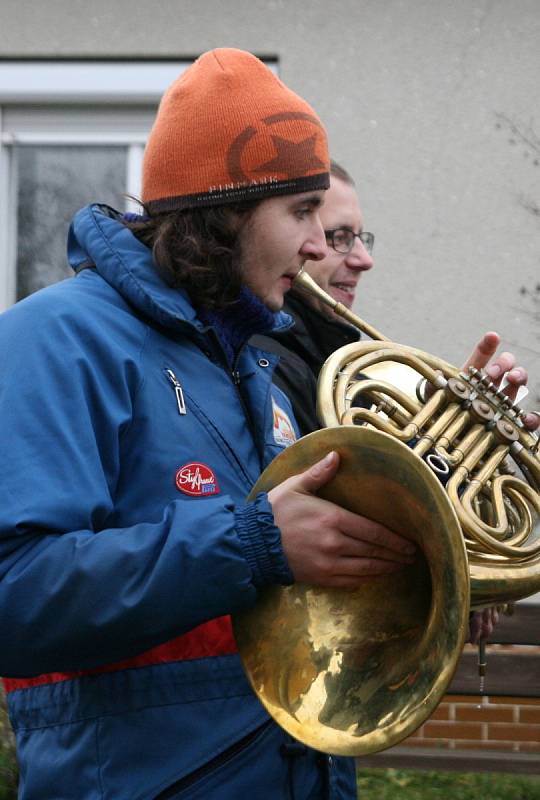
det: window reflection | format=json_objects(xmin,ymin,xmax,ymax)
[{"xmin": 16, "ymin": 145, "xmax": 126, "ymax": 299}]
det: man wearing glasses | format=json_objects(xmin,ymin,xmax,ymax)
[
  {"xmin": 256, "ymin": 159, "xmax": 538, "ymax": 438},
  {"xmin": 256, "ymin": 158, "xmax": 538, "ymax": 645},
  {"xmin": 255, "ymin": 160, "xmax": 374, "ymax": 436}
]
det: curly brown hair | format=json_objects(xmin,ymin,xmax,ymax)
[{"xmin": 124, "ymin": 199, "xmax": 261, "ymax": 310}]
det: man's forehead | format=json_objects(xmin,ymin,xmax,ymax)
[{"xmin": 322, "ymin": 181, "xmax": 362, "ymax": 223}]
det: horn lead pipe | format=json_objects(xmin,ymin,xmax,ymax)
[{"xmin": 293, "ymin": 269, "xmax": 390, "ymax": 342}]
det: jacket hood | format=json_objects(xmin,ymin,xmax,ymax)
[{"xmin": 67, "ymin": 204, "xmax": 293, "ymax": 335}]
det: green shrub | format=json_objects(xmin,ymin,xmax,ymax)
[{"xmin": 0, "ymin": 687, "xmax": 17, "ymax": 800}]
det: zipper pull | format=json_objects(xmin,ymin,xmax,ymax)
[
  {"xmin": 232, "ymin": 369, "xmax": 241, "ymax": 386},
  {"xmin": 165, "ymin": 369, "xmax": 187, "ymax": 415}
]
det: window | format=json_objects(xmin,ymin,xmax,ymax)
[
  {"xmin": 0, "ymin": 58, "xmax": 277, "ymax": 309},
  {"xmin": 0, "ymin": 61, "xmax": 189, "ymax": 309}
]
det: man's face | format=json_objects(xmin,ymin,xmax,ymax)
[
  {"xmin": 302, "ymin": 176, "xmax": 373, "ymax": 314},
  {"xmin": 238, "ymin": 191, "xmax": 328, "ymax": 311}
]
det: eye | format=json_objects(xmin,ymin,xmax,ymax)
[
  {"xmin": 293, "ymin": 197, "xmax": 322, "ymax": 219},
  {"xmin": 333, "ymin": 228, "xmax": 352, "ymax": 247}
]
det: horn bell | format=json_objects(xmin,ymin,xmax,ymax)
[{"xmin": 233, "ymin": 426, "xmax": 470, "ymax": 756}]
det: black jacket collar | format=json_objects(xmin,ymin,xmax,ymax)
[{"xmin": 275, "ymin": 291, "xmax": 360, "ymax": 378}]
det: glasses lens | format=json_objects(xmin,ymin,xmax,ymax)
[
  {"xmin": 326, "ymin": 229, "xmax": 375, "ymax": 254},
  {"xmin": 331, "ymin": 228, "xmax": 354, "ymax": 253},
  {"xmin": 360, "ymin": 232, "xmax": 374, "ymax": 254}
]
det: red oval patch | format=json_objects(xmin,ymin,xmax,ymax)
[{"xmin": 175, "ymin": 462, "xmax": 220, "ymax": 497}]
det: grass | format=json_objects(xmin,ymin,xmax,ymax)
[
  {"xmin": 357, "ymin": 768, "xmax": 540, "ymax": 800},
  {"xmin": 1, "ymin": 767, "xmax": 539, "ymax": 800}
]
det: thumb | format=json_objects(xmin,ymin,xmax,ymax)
[{"xmin": 295, "ymin": 451, "xmax": 340, "ymax": 495}]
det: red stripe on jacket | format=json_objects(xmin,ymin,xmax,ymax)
[{"xmin": 3, "ymin": 615, "xmax": 237, "ymax": 692}]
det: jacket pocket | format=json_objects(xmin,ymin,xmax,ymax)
[{"xmin": 153, "ymin": 719, "xmax": 273, "ymax": 799}]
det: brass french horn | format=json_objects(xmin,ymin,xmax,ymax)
[{"xmin": 233, "ymin": 271, "xmax": 540, "ymax": 757}]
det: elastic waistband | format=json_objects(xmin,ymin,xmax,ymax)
[{"xmin": 6, "ymin": 652, "xmax": 252, "ymax": 731}]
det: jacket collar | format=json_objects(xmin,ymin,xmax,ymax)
[
  {"xmin": 281, "ymin": 291, "xmax": 360, "ymax": 371},
  {"xmin": 67, "ymin": 204, "xmax": 293, "ymax": 337}
]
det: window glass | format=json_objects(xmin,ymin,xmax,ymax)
[{"xmin": 16, "ymin": 145, "xmax": 126, "ymax": 299}]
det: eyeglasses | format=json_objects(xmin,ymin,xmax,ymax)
[{"xmin": 325, "ymin": 228, "xmax": 375, "ymax": 255}]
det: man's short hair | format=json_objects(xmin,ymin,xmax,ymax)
[{"xmin": 330, "ymin": 160, "xmax": 355, "ymax": 186}]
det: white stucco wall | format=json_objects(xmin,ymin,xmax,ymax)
[{"xmin": 1, "ymin": 0, "xmax": 539, "ymax": 400}]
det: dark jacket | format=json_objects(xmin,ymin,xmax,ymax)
[{"xmin": 253, "ymin": 292, "xmax": 361, "ymax": 436}]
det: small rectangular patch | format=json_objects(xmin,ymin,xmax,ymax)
[{"xmin": 272, "ymin": 397, "xmax": 297, "ymax": 447}]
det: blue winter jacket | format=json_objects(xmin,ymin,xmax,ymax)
[{"xmin": 0, "ymin": 205, "xmax": 356, "ymax": 799}]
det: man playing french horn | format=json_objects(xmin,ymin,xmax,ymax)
[{"xmin": 0, "ymin": 48, "xmax": 538, "ymax": 800}]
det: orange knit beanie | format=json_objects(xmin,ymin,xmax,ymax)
[{"xmin": 142, "ymin": 48, "xmax": 330, "ymax": 212}]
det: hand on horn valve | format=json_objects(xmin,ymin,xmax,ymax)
[
  {"xmin": 268, "ymin": 451, "xmax": 416, "ymax": 589},
  {"xmin": 462, "ymin": 331, "xmax": 540, "ymax": 431}
]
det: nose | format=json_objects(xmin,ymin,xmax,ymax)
[
  {"xmin": 345, "ymin": 238, "xmax": 374, "ymax": 272},
  {"xmin": 300, "ymin": 218, "xmax": 328, "ymax": 262}
]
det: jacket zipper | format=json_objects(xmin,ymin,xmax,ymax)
[
  {"xmin": 204, "ymin": 329, "xmax": 262, "ymax": 464},
  {"xmin": 153, "ymin": 720, "xmax": 272, "ymax": 798},
  {"xmin": 163, "ymin": 363, "xmax": 255, "ymax": 489},
  {"xmin": 166, "ymin": 331, "xmax": 263, "ymax": 477},
  {"xmin": 229, "ymin": 353, "xmax": 262, "ymax": 463},
  {"xmin": 164, "ymin": 369, "xmax": 187, "ymax": 415}
]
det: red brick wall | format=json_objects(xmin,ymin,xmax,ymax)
[{"xmin": 405, "ymin": 696, "xmax": 540, "ymax": 753}]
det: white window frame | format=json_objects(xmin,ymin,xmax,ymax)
[
  {"xmin": 0, "ymin": 60, "xmax": 190, "ymax": 310},
  {"xmin": 0, "ymin": 58, "xmax": 277, "ymax": 311}
]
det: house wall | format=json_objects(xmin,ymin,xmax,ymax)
[{"xmin": 1, "ymin": 0, "xmax": 539, "ymax": 397}]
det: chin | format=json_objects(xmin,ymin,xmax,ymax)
[
  {"xmin": 265, "ymin": 296, "xmax": 283, "ymax": 312},
  {"xmin": 330, "ymin": 291, "xmax": 354, "ymax": 310}
]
